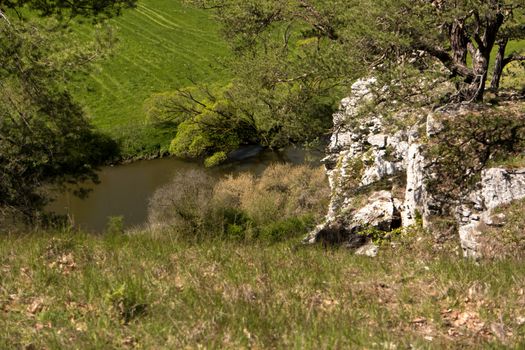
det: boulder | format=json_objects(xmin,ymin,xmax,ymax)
[{"xmin": 355, "ymin": 243, "xmax": 379, "ymax": 257}]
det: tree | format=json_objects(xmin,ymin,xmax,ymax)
[
  {"xmin": 490, "ymin": 9, "xmax": 525, "ymax": 91},
  {"xmin": 0, "ymin": 0, "xmax": 134, "ymax": 19},
  {"xmin": 191, "ymin": 0, "xmax": 525, "ymax": 104},
  {"xmin": 146, "ymin": 85, "xmax": 258, "ymax": 166},
  {"xmin": 0, "ymin": 0, "xmax": 135, "ymax": 225}
]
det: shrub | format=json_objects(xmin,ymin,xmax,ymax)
[
  {"xmin": 427, "ymin": 108, "xmax": 525, "ymax": 203},
  {"xmin": 106, "ymin": 216, "xmax": 124, "ymax": 235},
  {"xmin": 105, "ymin": 282, "xmax": 148, "ymax": 324},
  {"xmin": 148, "ymin": 164, "xmax": 330, "ymax": 242},
  {"xmin": 147, "ymin": 170, "xmax": 216, "ymax": 236},
  {"xmin": 258, "ymin": 216, "xmax": 315, "ymax": 242},
  {"xmin": 214, "ymin": 164, "xmax": 330, "ymax": 227}
]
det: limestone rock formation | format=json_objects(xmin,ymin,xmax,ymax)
[
  {"xmin": 307, "ymin": 79, "xmax": 525, "ymax": 258},
  {"xmin": 458, "ymin": 168, "xmax": 525, "ymax": 258}
]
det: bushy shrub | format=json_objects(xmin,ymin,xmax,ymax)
[
  {"xmin": 105, "ymin": 282, "xmax": 148, "ymax": 324},
  {"xmin": 146, "ymin": 85, "xmax": 258, "ymax": 166},
  {"xmin": 214, "ymin": 164, "xmax": 329, "ymax": 227},
  {"xmin": 147, "ymin": 164, "xmax": 329, "ymax": 242},
  {"xmin": 147, "ymin": 170, "xmax": 216, "ymax": 236},
  {"xmin": 258, "ymin": 216, "xmax": 315, "ymax": 242},
  {"xmin": 106, "ymin": 216, "xmax": 124, "ymax": 235}
]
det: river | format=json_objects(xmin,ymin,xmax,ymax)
[{"xmin": 49, "ymin": 146, "xmax": 323, "ymax": 232}]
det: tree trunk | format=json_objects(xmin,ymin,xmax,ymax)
[
  {"xmin": 450, "ymin": 21, "xmax": 468, "ymax": 65},
  {"xmin": 490, "ymin": 38, "xmax": 508, "ymax": 92},
  {"xmin": 459, "ymin": 43, "xmax": 490, "ymax": 102},
  {"xmin": 457, "ymin": 12, "xmax": 503, "ymax": 102}
]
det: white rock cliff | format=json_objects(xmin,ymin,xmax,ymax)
[{"xmin": 307, "ymin": 79, "xmax": 525, "ymax": 258}]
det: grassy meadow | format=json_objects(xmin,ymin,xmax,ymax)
[
  {"xmin": 71, "ymin": 0, "xmax": 231, "ymax": 158},
  {"xmin": 2, "ymin": 166, "xmax": 525, "ymax": 349},
  {"xmin": 1, "ymin": 230, "xmax": 525, "ymax": 349}
]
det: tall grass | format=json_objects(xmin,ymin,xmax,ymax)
[{"xmin": 1, "ymin": 228, "xmax": 525, "ymax": 348}]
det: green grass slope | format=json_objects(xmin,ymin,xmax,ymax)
[
  {"xmin": 72, "ymin": 0, "xmax": 231, "ymax": 158},
  {"xmin": 1, "ymin": 230, "xmax": 525, "ymax": 348},
  {"xmin": 500, "ymin": 40, "xmax": 525, "ymax": 91}
]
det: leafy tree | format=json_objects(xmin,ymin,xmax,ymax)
[
  {"xmin": 0, "ymin": 0, "xmax": 134, "ymax": 19},
  {"xmin": 146, "ymin": 85, "xmax": 258, "ymax": 166},
  {"xmin": 0, "ymin": 1, "xmax": 134, "ymax": 224},
  {"xmin": 192, "ymin": 0, "xmax": 525, "ymax": 105}
]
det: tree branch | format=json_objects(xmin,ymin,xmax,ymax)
[
  {"xmin": 503, "ymin": 53, "xmax": 525, "ymax": 68},
  {"xmin": 416, "ymin": 43, "xmax": 475, "ymax": 82}
]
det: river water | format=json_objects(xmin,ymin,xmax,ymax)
[{"xmin": 49, "ymin": 146, "xmax": 323, "ymax": 232}]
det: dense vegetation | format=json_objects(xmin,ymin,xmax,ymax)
[
  {"xmin": 142, "ymin": 0, "xmax": 525, "ymax": 166},
  {"xmin": 0, "ymin": 1, "xmax": 135, "ymax": 224},
  {"xmin": 2, "ymin": 222, "xmax": 525, "ymax": 348},
  {"xmin": 71, "ymin": 0, "xmax": 231, "ymax": 158},
  {"xmin": 148, "ymin": 164, "xmax": 330, "ymax": 240}
]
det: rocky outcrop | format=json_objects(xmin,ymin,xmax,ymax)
[
  {"xmin": 457, "ymin": 168, "xmax": 525, "ymax": 258},
  {"xmin": 307, "ymin": 79, "xmax": 525, "ymax": 258},
  {"xmin": 305, "ymin": 79, "xmax": 414, "ymax": 247}
]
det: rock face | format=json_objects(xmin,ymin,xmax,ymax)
[
  {"xmin": 305, "ymin": 79, "xmax": 413, "ymax": 247},
  {"xmin": 457, "ymin": 168, "xmax": 525, "ymax": 258},
  {"xmin": 307, "ymin": 79, "xmax": 525, "ymax": 258}
]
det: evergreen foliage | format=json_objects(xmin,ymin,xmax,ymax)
[{"xmin": 190, "ymin": 0, "xmax": 525, "ymax": 106}]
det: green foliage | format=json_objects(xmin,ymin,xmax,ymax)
[
  {"xmin": 106, "ymin": 216, "xmax": 125, "ymax": 235},
  {"xmin": 204, "ymin": 151, "xmax": 227, "ymax": 167},
  {"xmin": 157, "ymin": 85, "xmax": 257, "ymax": 162},
  {"xmin": 105, "ymin": 282, "xmax": 148, "ymax": 323},
  {"xmin": 188, "ymin": 0, "xmax": 525, "ymax": 115},
  {"xmin": 258, "ymin": 216, "xmax": 314, "ymax": 242},
  {"xmin": 358, "ymin": 223, "xmax": 421, "ymax": 247},
  {"xmin": 427, "ymin": 106, "xmax": 525, "ymax": 202},
  {"xmin": 0, "ymin": 19, "xmax": 120, "ymax": 223},
  {"xmin": 2, "ymin": 0, "xmax": 136, "ymax": 19}
]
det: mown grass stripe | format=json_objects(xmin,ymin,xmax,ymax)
[{"xmin": 69, "ymin": 0, "xmax": 231, "ymax": 158}]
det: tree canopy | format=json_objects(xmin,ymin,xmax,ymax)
[
  {"xmin": 146, "ymin": 0, "xmax": 524, "ymax": 164},
  {"xmin": 0, "ymin": 0, "xmax": 135, "ymax": 225},
  {"xmin": 0, "ymin": 0, "xmax": 134, "ymax": 19},
  {"xmin": 191, "ymin": 0, "xmax": 525, "ymax": 102}
]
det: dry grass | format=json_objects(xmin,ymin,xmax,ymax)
[
  {"xmin": 478, "ymin": 198, "xmax": 525, "ymax": 260},
  {"xmin": 1, "ymin": 229, "xmax": 525, "ymax": 349},
  {"xmin": 147, "ymin": 164, "xmax": 330, "ymax": 241},
  {"xmin": 215, "ymin": 164, "xmax": 330, "ymax": 226}
]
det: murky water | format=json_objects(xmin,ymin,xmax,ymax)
[{"xmin": 49, "ymin": 146, "xmax": 323, "ymax": 232}]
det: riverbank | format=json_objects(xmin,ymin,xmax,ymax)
[
  {"xmin": 2, "ymin": 229, "xmax": 524, "ymax": 348},
  {"xmin": 50, "ymin": 146, "xmax": 325, "ymax": 232}
]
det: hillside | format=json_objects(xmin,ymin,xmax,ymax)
[
  {"xmin": 2, "ymin": 228, "xmax": 525, "ymax": 348},
  {"xmin": 69, "ymin": 0, "xmax": 524, "ymax": 161},
  {"xmin": 71, "ymin": 0, "xmax": 231, "ymax": 158}
]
